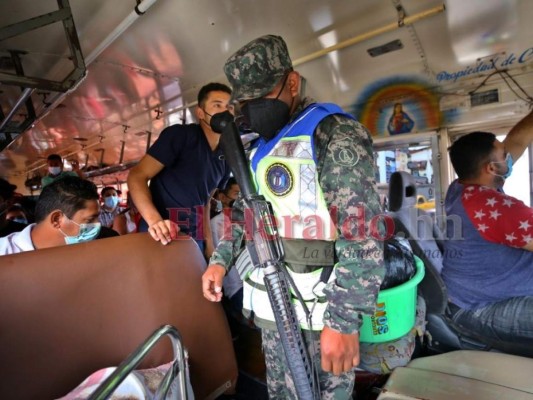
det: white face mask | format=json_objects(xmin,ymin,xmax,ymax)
[{"xmin": 48, "ymin": 166, "xmax": 61, "ymax": 176}]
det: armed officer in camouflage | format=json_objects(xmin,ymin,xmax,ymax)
[{"xmin": 202, "ymin": 35, "xmax": 384, "ymax": 399}]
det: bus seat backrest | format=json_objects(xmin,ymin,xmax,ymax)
[
  {"xmin": 0, "ymin": 233, "xmax": 237, "ymax": 400},
  {"xmin": 388, "ymin": 171, "xmax": 417, "ymax": 211},
  {"xmin": 387, "ymin": 171, "xmax": 448, "ymax": 315}
]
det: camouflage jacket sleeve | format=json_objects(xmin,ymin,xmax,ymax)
[
  {"xmin": 208, "ymin": 198, "xmax": 246, "ymax": 270},
  {"xmin": 315, "ymin": 114, "xmax": 385, "ymax": 334}
]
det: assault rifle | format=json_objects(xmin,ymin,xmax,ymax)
[{"xmin": 211, "ymin": 111, "xmax": 319, "ymax": 400}]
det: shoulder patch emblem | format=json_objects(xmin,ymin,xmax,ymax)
[
  {"xmin": 328, "ymin": 138, "xmax": 360, "ymax": 167},
  {"xmin": 333, "ymin": 147, "xmax": 359, "ymax": 167},
  {"xmin": 266, "ymin": 163, "xmax": 293, "ymax": 196}
]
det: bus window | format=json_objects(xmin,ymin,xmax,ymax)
[
  {"xmin": 373, "ymin": 134, "xmax": 440, "ymax": 220},
  {"xmin": 497, "ymin": 135, "xmax": 531, "ymax": 207}
]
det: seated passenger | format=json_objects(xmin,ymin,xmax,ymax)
[
  {"xmin": 0, "ymin": 178, "xmax": 26, "ymax": 237},
  {"xmin": 98, "ymin": 186, "xmax": 125, "ymax": 234},
  {"xmin": 122, "ymin": 192, "xmax": 142, "ymax": 234},
  {"xmin": 210, "ymin": 177, "xmax": 243, "ymax": 313},
  {"xmin": 0, "ymin": 176, "xmax": 100, "ymax": 255},
  {"xmin": 105, "ymin": 193, "xmax": 140, "ymax": 236},
  {"xmin": 442, "ymin": 109, "xmax": 533, "ymax": 355},
  {"xmin": 5, "ymin": 204, "xmax": 29, "ymax": 225},
  {"xmin": 41, "ymin": 154, "xmax": 84, "ymax": 188}
]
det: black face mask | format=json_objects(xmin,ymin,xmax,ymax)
[
  {"xmin": 241, "ymin": 74, "xmax": 292, "ymax": 141},
  {"xmin": 201, "ymin": 108, "xmax": 214, "ymax": 128},
  {"xmin": 241, "ymin": 98, "xmax": 290, "ymax": 141}
]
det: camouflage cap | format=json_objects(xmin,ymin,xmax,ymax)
[{"xmin": 224, "ymin": 35, "xmax": 293, "ymax": 102}]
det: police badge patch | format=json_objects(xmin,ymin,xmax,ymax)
[{"xmin": 266, "ymin": 163, "xmax": 293, "ymax": 196}]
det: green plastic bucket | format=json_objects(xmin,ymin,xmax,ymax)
[{"xmin": 359, "ymin": 256, "xmax": 425, "ymax": 343}]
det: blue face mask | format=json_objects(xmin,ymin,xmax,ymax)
[
  {"xmin": 60, "ymin": 216, "xmax": 101, "ymax": 245},
  {"xmin": 104, "ymin": 195, "xmax": 119, "ymax": 209},
  {"xmin": 12, "ymin": 217, "xmax": 28, "ymax": 225},
  {"xmin": 491, "ymin": 153, "xmax": 513, "ymax": 179}
]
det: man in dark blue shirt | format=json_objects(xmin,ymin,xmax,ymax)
[{"xmin": 127, "ymin": 83, "xmax": 232, "ymax": 252}]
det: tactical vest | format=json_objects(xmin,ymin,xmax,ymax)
[{"xmin": 242, "ymin": 103, "xmax": 353, "ymax": 330}]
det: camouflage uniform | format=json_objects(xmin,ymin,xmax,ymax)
[
  {"xmin": 211, "ymin": 35, "xmax": 384, "ymax": 399},
  {"xmin": 262, "ymin": 328, "xmax": 354, "ymax": 400}
]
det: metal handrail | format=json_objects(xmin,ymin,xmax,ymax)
[{"xmin": 88, "ymin": 324, "xmax": 189, "ymax": 400}]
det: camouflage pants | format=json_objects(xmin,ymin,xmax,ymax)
[{"xmin": 261, "ymin": 328, "xmax": 355, "ymax": 400}]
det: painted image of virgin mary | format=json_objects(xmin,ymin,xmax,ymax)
[{"xmin": 387, "ymin": 103, "xmax": 414, "ymax": 135}]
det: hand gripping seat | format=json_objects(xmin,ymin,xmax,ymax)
[{"xmin": 386, "ymin": 171, "xmax": 493, "ymax": 353}]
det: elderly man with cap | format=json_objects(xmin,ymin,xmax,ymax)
[{"xmin": 202, "ymin": 35, "xmax": 384, "ymax": 399}]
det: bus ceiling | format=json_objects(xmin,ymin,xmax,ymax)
[{"xmin": 0, "ymin": 0, "xmax": 532, "ymax": 193}]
